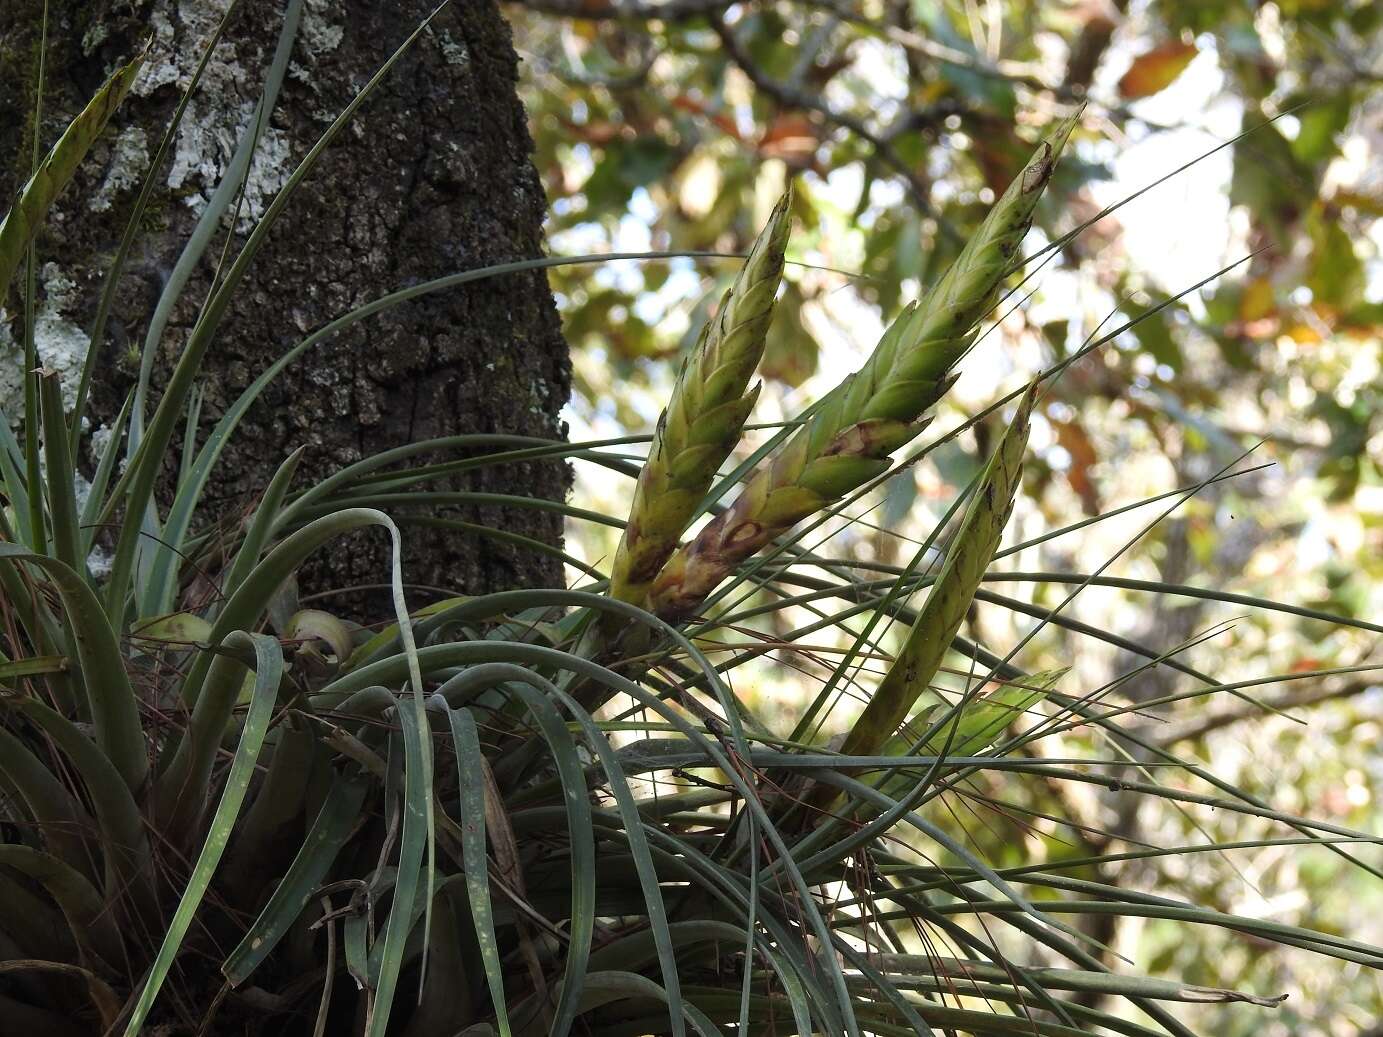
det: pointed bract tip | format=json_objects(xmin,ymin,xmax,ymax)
[
  {"xmin": 1019, "ymin": 109, "xmax": 1083, "ymax": 194},
  {"xmin": 1044, "ymin": 106, "xmax": 1084, "ymax": 157}
]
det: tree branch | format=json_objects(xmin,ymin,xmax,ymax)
[
  {"xmin": 1158, "ymin": 676, "xmax": 1380, "ymax": 748},
  {"xmin": 705, "ymin": 10, "xmax": 960, "ymax": 236},
  {"xmin": 1063, "ymin": 0, "xmax": 1130, "ymax": 93},
  {"xmin": 509, "ymin": 0, "xmax": 1064, "ymax": 95},
  {"xmin": 506, "ymin": 0, "xmax": 733, "ymax": 21}
]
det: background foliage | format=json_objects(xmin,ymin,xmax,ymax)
[{"xmin": 507, "ymin": 0, "xmax": 1383, "ymax": 1030}]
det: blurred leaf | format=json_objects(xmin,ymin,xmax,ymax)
[
  {"xmin": 1311, "ymin": 394, "xmax": 1371, "ymax": 500},
  {"xmin": 930, "ymin": 439, "xmax": 984, "ymax": 491},
  {"xmin": 1231, "ymin": 117, "xmax": 1307, "ymax": 241},
  {"xmin": 1238, "ymin": 277, "xmax": 1277, "ymax": 322},
  {"xmin": 1282, "ymin": 319, "xmax": 1324, "ymax": 345},
  {"xmin": 944, "ymin": 64, "xmax": 1017, "ymax": 120},
  {"xmin": 969, "ymin": 118, "xmax": 1027, "ymax": 197},
  {"xmin": 676, "ymin": 152, "xmax": 722, "ymax": 220},
  {"xmin": 759, "ymin": 281, "xmax": 817, "ymax": 387},
  {"xmin": 1156, "ymin": 0, "xmax": 1240, "ymax": 34},
  {"xmin": 1052, "ymin": 417, "xmax": 1100, "ymax": 515},
  {"xmin": 566, "ymin": 287, "xmax": 660, "ymax": 361},
  {"xmin": 1041, "ymin": 319, "xmax": 1069, "ymax": 358},
  {"xmin": 758, "ymin": 112, "xmax": 819, "ymax": 166},
  {"xmin": 1118, "ymin": 41, "xmax": 1199, "ymax": 99},
  {"xmin": 741, "ymin": 9, "xmax": 799, "ymax": 80},
  {"xmin": 1202, "ymin": 281, "xmax": 1242, "ymax": 327},
  {"xmin": 1307, "ymin": 206, "xmax": 1364, "ymax": 307},
  {"xmin": 1334, "ymin": 189, "xmax": 1383, "ymax": 217},
  {"xmin": 583, "ymin": 138, "xmax": 679, "ymax": 214},
  {"xmin": 1291, "ymin": 96, "xmax": 1352, "ymax": 165},
  {"xmin": 882, "ymin": 468, "xmax": 920, "ymax": 528},
  {"xmin": 1127, "ymin": 299, "xmax": 1183, "ymax": 371}
]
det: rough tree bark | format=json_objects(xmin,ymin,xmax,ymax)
[{"xmin": 0, "ymin": 0, "xmax": 571, "ymax": 606}]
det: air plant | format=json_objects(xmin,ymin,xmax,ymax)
[{"xmin": 1, "ymin": 9, "xmax": 1379, "ymax": 1037}]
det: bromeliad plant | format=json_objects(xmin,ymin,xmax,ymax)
[{"xmin": 2, "ymin": 7, "xmax": 1382, "ymax": 1037}]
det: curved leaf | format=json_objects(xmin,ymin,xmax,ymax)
[
  {"xmin": 122, "ymin": 631, "xmax": 283, "ymax": 1037},
  {"xmin": 0, "ymin": 545, "xmax": 144, "ymax": 791},
  {"xmin": 0, "ymin": 49, "xmax": 145, "ymax": 294}
]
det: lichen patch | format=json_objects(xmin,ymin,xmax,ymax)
[
  {"xmin": 91, "ymin": 126, "xmax": 150, "ymax": 212},
  {"xmin": 0, "ymin": 265, "xmax": 90, "ymax": 422},
  {"xmin": 131, "ymin": 1, "xmax": 309, "ymax": 221},
  {"xmin": 0, "ymin": 311, "xmax": 18, "ymax": 423},
  {"xmin": 300, "ymin": 0, "xmax": 344, "ymax": 56},
  {"xmin": 432, "ymin": 29, "xmax": 471, "ymax": 68}
]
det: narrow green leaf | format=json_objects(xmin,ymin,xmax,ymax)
[
  {"xmin": 155, "ymin": 640, "xmax": 265, "ymax": 838},
  {"xmin": 446, "ymin": 705, "xmax": 513, "ymax": 1037},
  {"xmin": 364, "ymin": 702, "xmax": 430, "ymax": 1037},
  {"xmin": 0, "ymin": 546, "xmax": 146, "ymax": 791},
  {"xmin": 508, "ymin": 684, "xmax": 596, "ymax": 1037},
  {"xmin": 0, "ymin": 723, "xmax": 99, "ymax": 882},
  {"xmin": 0, "ymin": 845, "xmax": 123, "ymax": 970},
  {"xmin": 225, "ymin": 718, "xmax": 321, "ymax": 887},
  {"xmin": 558, "ymin": 702, "xmax": 687, "ymax": 1037},
  {"xmin": 330, "ymin": 611, "xmax": 858, "ymax": 1037},
  {"xmin": 0, "ymin": 959, "xmax": 123, "ymax": 1030},
  {"xmin": 222, "ymin": 773, "xmax": 367, "ymax": 985},
  {"xmin": 877, "ymin": 956, "xmax": 1286, "ymax": 1005},
  {"xmin": 122, "ymin": 631, "xmax": 283, "ymax": 1037},
  {"xmin": 0, "ymin": 399, "xmax": 34, "ymax": 545},
  {"xmin": 37, "ymin": 371, "xmax": 81, "ymax": 575},
  {"xmin": 7, "ymin": 695, "xmax": 159, "ymax": 925},
  {"xmin": 556, "ymin": 972, "xmax": 721, "ymax": 1037},
  {"xmin": 0, "ymin": 655, "xmax": 66, "ymax": 685},
  {"xmin": 78, "ymin": 391, "xmax": 133, "ymax": 555},
  {"xmin": 466, "ymin": 666, "xmax": 688, "ymax": 1037},
  {"xmin": 0, "ymin": 49, "xmax": 145, "ymax": 294}
]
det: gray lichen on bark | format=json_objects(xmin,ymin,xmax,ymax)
[{"xmin": 1, "ymin": 0, "xmax": 573, "ymax": 607}]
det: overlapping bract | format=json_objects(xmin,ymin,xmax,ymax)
[
  {"xmin": 648, "ymin": 113, "xmax": 1079, "ymax": 620},
  {"xmin": 608, "ymin": 190, "xmax": 792, "ymax": 608},
  {"xmin": 835, "ymin": 385, "xmax": 1037, "ymax": 766}
]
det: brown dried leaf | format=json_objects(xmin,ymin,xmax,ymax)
[{"xmin": 1118, "ymin": 41, "xmax": 1198, "ymax": 100}]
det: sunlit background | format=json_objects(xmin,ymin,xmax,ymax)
[{"xmin": 506, "ymin": 0, "xmax": 1380, "ymax": 1031}]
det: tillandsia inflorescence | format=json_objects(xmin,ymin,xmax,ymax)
[
  {"xmin": 836, "ymin": 385, "xmax": 1037, "ymax": 764},
  {"xmin": 647, "ymin": 112, "xmax": 1080, "ymax": 622},
  {"xmin": 608, "ymin": 189, "xmax": 792, "ymax": 611}
]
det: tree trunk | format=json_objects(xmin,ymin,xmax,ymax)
[{"xmin": 1, "ymin": 0, "xmax": 571, "ymax": 607}]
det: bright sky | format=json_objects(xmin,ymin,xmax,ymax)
[{"xmin": 1091, "ymin": 46, "xmax": 1242, "ymax": 289}]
